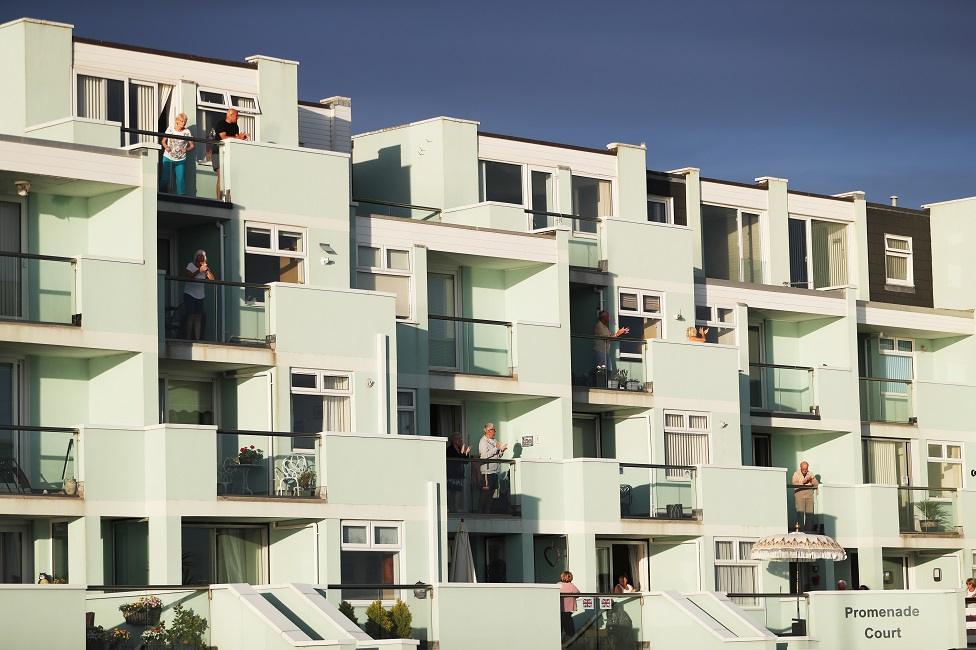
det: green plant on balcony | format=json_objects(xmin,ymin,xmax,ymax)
[
  {"xmin": 614, "ymin": 369, "xmax": 628, "ymax": 390},
  {"xmin": 140, "ymin": 622, "xmax": 166, "ymax": 649},
  {"xmin": 338, "ymin": 600, "xmax": 358, "ymax": 625},
  {"xmin": 390, "ymin": 599, "xmax": 413, "ymax": 639},
  {"xmin": 236, "ymin": 445, "xmax": 264, "ymax": 464},
  {"xmin": 914, "ymin": 499, "xmax": 950, "ymax": 532},
  {"xmin": 364, "ymin": 601, "xmax": 393, "ymax": 639},
  {"xmin": 298, "ymin": 468, "xmax": 317, "ymax": 496},
  {"xmin": 165, "ymin": 604, "xmax": 208, "ymax": 649}
]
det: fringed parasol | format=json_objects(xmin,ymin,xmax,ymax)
[{"xmin": 750, "ymin": 527, "xmax": 847, "ymax": 563}]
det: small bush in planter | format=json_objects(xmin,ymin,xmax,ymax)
[
  {"xmin": 390, "ymin": 599, "xmax": 413, "ymax": 639},
  {"xmin": 165, "ymin": 604, "xmax": 208, "ymax": 649},
  {"xmin": 338, "ymin": 600, "xmax": 358, "ymax": 625},
  {"xmin": 119, "ymin": 595, "xmax": 163, "ymax": 625},
  {"xmin": 298, "ymin": 469, "xmax": 317, "ymax": 495},
  {"xmin": 364, "ymin": 600, "xmax": 393, "ymax": 639}
]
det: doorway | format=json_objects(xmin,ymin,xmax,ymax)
[
  {"xmin": 430, "ymin": 403, "xmax": 463, "ymax": 439},
  {"xmin": 0, "ymin": 525, "xmax": 28, "ymax": 583},
  {"xmin": 428, "ymin": 272, "xmax": 459, "ymax": 370},
  {"xmin": 882, "ymin": 555, "xmax": 908, "ymax": 590},
  {"xmin": 572, "ymin": 415, "xmax": 602, "ymax": 458},
  {"xmin": 596, "ymin": 539, "xmax": 647, "ymax": 592}
]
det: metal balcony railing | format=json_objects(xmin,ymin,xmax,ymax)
[
  {"xmin": 215, "ymin": 429, "xmax": 321, "ymax": 498},
  {"xmin": 618, "ymin": 463, "xmax": 697, "ymax": 520},
  {"xmin": 162, "ymin": 276, "xmax": 270, "ymax": 346},
  {"xmin": 749, "ymin": 363, "xmax": 816, "ymax": 415},
  {"xmin": 897, "ymin": 486, "xmax": 959, "ymax": 534},
  {"xmin": 0, "ymin": 251, "xmax": 79, "ymax": 326},
  {"xmin": 571, "ymin": 335, "xmax": 648, "ymax": 391},
  {"xmin": 429, "ymin": 314, "xmax": 513, "ymax": 377},
  {"xmin": 0, "ymin": 424, "xmax": 79, "ymax": 496},
  {"xmin": 352, "ymin": 197, "xmax": 442, "ymax": 221},
  {"xmin": 446, "ymin": 457, "xmax": 519, "ymax": 517},
  {"xmin": 859, "ymin": 377, "xmax": 915, "ymax": 423}
]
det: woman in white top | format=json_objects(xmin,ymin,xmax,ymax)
[
  {"xmin": 183, "ymin": 249, "xmax": 215, "ymax": 340},
  {"xmin": 613, "ymin": 574, "xmax": 635, "ymax": 593},
  {"xmin": 160, "ymin": 113, "xmax": 195, "ymax": 195}
]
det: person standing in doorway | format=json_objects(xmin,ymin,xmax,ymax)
[{"xmin": 478, "ymin": 423, "xmax": 508, "ymax": 514}]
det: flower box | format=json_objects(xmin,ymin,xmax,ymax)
[{"xmin": 122, "ymin": 606, "xmax": 161, "ymax": 626}]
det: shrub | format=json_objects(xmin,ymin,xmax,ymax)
[
  {"xmin": 165, "ymin": 604, "xmax": 208, "ymax": 649},
  {"xmin": 338, "ymin": 600, "xmax": 358, "ymax": 625},
  {"xmin": 364, "ymin": 600, "xmax": 393, "ymax": 639},
  {"xmin": 390, "ymin": 599, "xmax": 413, "ymax": 639}
]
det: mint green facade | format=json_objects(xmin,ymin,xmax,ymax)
[{"xmin": 0, "ymin": 15, "xmax": 974, "ymax": 650}]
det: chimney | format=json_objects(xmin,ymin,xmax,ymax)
[{"xmin": 890, "ymin": 195, "xmax": 898, "ymax": 207}]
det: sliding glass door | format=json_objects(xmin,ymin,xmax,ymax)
[
  {"xmin": 789, "ymin": 217, "xmax": 849, "ymax": 289},
  {"xmin": 702, "ymin": 205, "xmax": 762, "ymax": 283},
  {"xmin": 182, "ymin": 525, "xmax": 265, "ymax": 585}
]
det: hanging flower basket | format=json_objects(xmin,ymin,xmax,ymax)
[
  {"xmin": 237, "ymin": 445, "xmax": 264, "ymax": 464},
  {"xmin": 119, "ymin": 596, "xmax": 163, "ymax": 625}
]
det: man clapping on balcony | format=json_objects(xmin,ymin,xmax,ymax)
[
  {"xmin": 479, "ymin": 423, "xmax": 507, "ymax": 514},
  {"xmin": 792, "ymin": 461, "xmax": 820, "ymax": 531}
]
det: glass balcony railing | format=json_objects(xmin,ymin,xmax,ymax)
[
  {"xmin": 216, "ymin": 430, "xmax": 321, "ymax": 498},
  {"xmin": 85, "ymin": 586, "xmax": 213, "ymax": 649},
  {"xmin": 750, "ymin": 364, "xmax": 816, "ymax": 415},
  {"xmin": 353, "ymin": 197, "xmax": 442, "ymax": 221},
  {"xmin": 618, "ymin": 464, "xmax": 697, "ymax": 520},
  {"xmin": 571, "ymin": 335, "xmax": 648, "ymax": 391},
  {"xmin": 859, "ymin": 377, "xmax": 914, "ymax": 423},
  {"xmin": 564, "ymin": 593, "xmax": 645, "ymax": 648},
  {"xmin": 319, "ymin": 583, "xmax": 433, "ymax": 642},
  {"xmin": 162, "ymin": 277, "xmax": 270, "ymax": 346},
  {"xmin": 897, "ymin": 486, "xmax": 959, "ymax": 534},
  {"xmin": 786, "ymin": 484, "xmax": 820, "ymax": 533},
  {"xmin": 445, "ymin": 458, "xmax": 519, "ymax": 516},
  {"xmin": 0, "ymin": 424, "xmax": 79, "ymax": 496},
  {"xmin": 429, "ymin": 315, "xmax": 513, "ymax": 377},
  {"xmin": 0, "ymin": 252, "xmax": 78, "ymax": 326},
  {"xmin": 727, "ymin": 593, "xmax": 809, "ymax": 636}
]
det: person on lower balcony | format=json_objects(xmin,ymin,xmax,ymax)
[
  {"xmin": 791, "ymin": 461, "xmax": 819, "ymax": 531},
  {"xmin": 160, "ymin": 112, "xmax": 194, "ymax": 195},
  {"xmin": 183, "ymin": 250, "xmax": 215, "ymax": 340},
  {"xmin": 613, "ymin": 575, "xmax": 635, "ymax": 593},
  {"xmin": 593, "ymin": 310, "xmax": 629, "ymax": 387},
  {"xmin": 478, "ymin": 422, "xmax": 507, "ymax": 514},
  {"xmin": 559, "ymin": 571, "xmax": 580, "ymax": 641},
  {"xmin": 446, "ymin": 433, "xmax": 470, "ymax": 513}
]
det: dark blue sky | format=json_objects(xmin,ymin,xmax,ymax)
[{"xmin": 7, "ymin": 1, "xmax": 974, "ymax": 207}]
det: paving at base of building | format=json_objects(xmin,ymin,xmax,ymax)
[{"xmin": 0, "ymin": 14, "xmax": 974, "ymax": 650}]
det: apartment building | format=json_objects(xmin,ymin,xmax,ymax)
[{"xmin": 0, "ymin": 16, "xmax": 970, "ymax": 650}]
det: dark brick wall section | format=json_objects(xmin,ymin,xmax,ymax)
[
  {"xmin": 866, "ymin": 204, "xmax": 933, "ymax": 308},
  {"xmin": 647, "ymin": 173, "xmax": 687, "ymax": 226}
]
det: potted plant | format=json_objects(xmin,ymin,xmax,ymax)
[
  {"xmin": 298, "ymin": 469, "xmax": 317, "ymax": 497},
  {"xmin": 686, "ymin": 326, "xmax": 709, "ymax": 343},
  {"xmin": 915, "ymin": 499, "xmax": 949, "ymax": 532},
  {"xmin": 615, "ymin": 369, "xmax": 628, "ymax": 390},
  {"xmin": 119, "ymin": 595, "xmax": 163, "ymax": 626},
  {"xmin": 236, "ymin": 445, "xmax": 263, "ymax": 464},
  {"xmin": 140, "ymin": 623, "xmax": 167, "ymax": 649},
  {"xmin": 165, "ymin": 604, "xmax": 208, "ymax": 650},
  {"xmin": 107, "ymin": 628, "xmax": 130, "ymax": 650}
]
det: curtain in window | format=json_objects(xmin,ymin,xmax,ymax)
[
  {"xmin": 665, "ymin": 432, "xmax": 709, "ymax": 470},
  {"xmin": 598, "ymin": 179, "xmax": 612, "ymax": 217},
  {"xmin": 130, "ymin": 83, "xmax": 157, "ymax": 144},
  {"xmin": 77, "ymin": 75, "xmax": 105, "ymax": 120},
  {"xmin": 0, "ymin": 202, "xmax": 21, "ymax": 319},
  {"xmin": 216, "ymin": 528, "xmax": 261, "ymax": 583},
  {"xmin": 627, "ymin": 544, "xmax": 642, "ymax": 590},
  {"xmin": 166, "ymin": 380, "xmax": 214, "ymax": 425},
  {"xmin": 812, "ymin": 221, "xmax": 848, "ymax": 288},
  {"xmin": 740, "ymin": 213, "xmax": 761, "ymax": 282},
  {"xmin": 323, "ymin": 395, "xmax": 350, "ymax": 432},
  {"xmin": 864, "ymin": 439, "xmax": 900, "ymax": 485},
  {"xmin": 716, "ymin": 565, "xmax": 756, "ymax": 605}
]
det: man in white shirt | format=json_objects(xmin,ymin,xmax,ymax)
[
  {"xmin": 478, "ymin": 422, "xmax": 508, "ymax": 513},
  {"xmin": 183, "ymin": 249, "xmax": 215, "ymax": 340}
]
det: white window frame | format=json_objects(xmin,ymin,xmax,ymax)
[
  {"xmin": 159, "ymin": 375, "xmax": 220, "ymax": 426},
  {"xmin": 290, "ymin": 368, "xmax": 354, "ymax": 434},
  {"xmin": 788, "ymin": 215, "xmax": 852, "ymax": 290},
  {"xmin": 357, "ymin": 245, "xmax": 414, "ymax": 321},
  {"xmin": 244, "ymin": 222, "xmax": 308, "ymax": 294},
  {"xmin": 396, "ymin": 388, "xmax": 417, "ymax": 436},
  {"xmin": 617, "ymin": 288, "xmax": 665, "ymax": 360},
  {"xmin": 879, "ymin": 337, "xmax": 914, "ymax": 357},
  {"xmin": 663, "ymin": 410, "xmax": 710, "ymax": 477},
  {"xmin": 695, "ymin": 305, "xmax": 737, "ymax": 345},
  {"xmin": 714, "ymin": 537, "xmax": 760, "ymax": 607},
  {"xmin": 73, "ymin": 71, "xmax": 128, "ymax": 123},
  {"xmin": 646, "ymin": 194, "xmax": 674, "ymax": 225},
  {"xmin": 570, "ymin": 173, "xmax": 614, "ymax": 239},
  {"xmin": 196, "ymin": 87, "xmax": 261, "ymax": 117},
  {"xmin": 701, "ymin": 202, "xmax": 767, "ymax": 284},
  {"xmin": 526, "ymin": 165, "xmax": 561, "ymax": 231},
  {"xmin": 478, "ymin": 158, "xmax": 525, "ymax": 206},
  {"xmin": 340, "ymin": 520, "xmax": 403, "ymax": 604},
  {"xmin": 926, "ymin": 441, "xmax": 963, "ymax": 491},
  {"xmin": 884, "ymin": 234, "xmax": 914, "ymax": 287}
]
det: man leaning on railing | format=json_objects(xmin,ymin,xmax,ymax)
[
  {"xmin": 792, "ymin": 461, "xmax": 819, "ymax": 531},
  {"xmin": 209, "ymin": 108, "xmax": 250, "ymax": 198}
]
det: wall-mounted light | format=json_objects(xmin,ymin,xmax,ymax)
[
  {"xmin": 933, "ymin": 567, "xmax": 942, "ymax": 582},
  {"xmin": 883, "ymin": 570, "xmax": 893, "ymax": 585},
  {"xmin": 14, "ymin": 181, "xmax": 30, "ymax": 197},
  {"xmin": 413, "ymin": 580, "xmax": 429, "ymax": 599}
]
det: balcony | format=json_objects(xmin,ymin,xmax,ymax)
[
  {"xmin": 353, "ymin": 197, "xmax": 442, "ymax": 221},
  {"xmin": 161, "ymin": 276, "xmax": 271, "ymax": 347},
  {"xmin": 0, "ymin": 252, "xmax": 79, "ymax": 326},
  {"xmin": 859, "ymin": 377, "xmax": 914, "ymax": 423},
  {"xmin": 618, "ymin": 464, "xmax": 697, "ymax": 520},
  {"xmin": 785, "ymin": 484, "xmax": 820, "ymax": 533},
  {"xmin": 429, "ymin": 315, "xmax": 512, "ymax": 377},
  {"xmin": 897, "ymin": 486, "xmax": 959, "ymax": 535},
  {"xmin": 446, "ymin": 457, "xmax": 519, "ymax": 517},
  {"xmin": 564, "ymin": 593, "xmax": 645, "ymax": 648},
  {"xmin": 0, "ymin": 425, "xmax": 79, "ymax": 496},
  {"xmin": 215, "ymin": 430, "xmax": 322, "ymax": 498},
  {"xmin": 749, "ymin": 363, "xmax": 817, "ymax": 417},
  {"xmin": 571, "ymin": 336, "xmax": 648, "ymax": 392}
]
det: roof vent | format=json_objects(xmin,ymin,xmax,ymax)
[{"xmin": 890, "ymin": 195, "xmax": 898, "ymax": 207}]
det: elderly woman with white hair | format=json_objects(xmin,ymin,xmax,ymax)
[
  {"xmin": 183, "ymin": 249, "xmax": 215, "ymax": 340},
  {"xmin": 160, "ymin": 112, "xmax": 194, "ymax": 195}
]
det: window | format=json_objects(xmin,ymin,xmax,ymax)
[
  {"xmin": 572, "ymin": 175, "xmax": 612, "ymax": 235},
  {"xmin": 397, "ymin": 389, "xmax": 416, "ymax": 436},
  {"xmin": 161, "ymin": 378, "xmax": 215, "ymax": 425},
  {"xmin": 341, "ymin": 521, "xmax": 401, "ymax": 601},
  {"xmin": 884, "ymin": 234, "xmax": 913, "ymax": 287},
  {"xmin": 291, "ymin": 370, "xmax": 352, "ymax": 449},
  {"xmin": 51, "ymin": 522, "xmax": 69, "ymax": 582},
  {"xmin": 182, "ymin": 525, "xmax": 264, "ymax": 585},
  {"xmin": 695, "ymin": 305, "xmax": 736, "ymax": 345},
  {"xmin": 927, "ymin": 442, "xmax": 962, "ymax": 491},
  {"xmin": 113, "ymin": 520, "xmax": 148, "ymax": 586},
  {"xmin": 479, "ymin": 160, "xmax": 523, "ymax": 205},
  {"xmin": 647, "ymin": 195, "xmax": 673, "ymax": 224},
  {"xmin": 244, "ymin": 224, "xmax": 306, "ymax": 297},
  {"xmin": 618, "ymin": 289, "xmax": 664, "ymax": 358},
  {"xmin": 788, "ymin": 217, "xmax": 849, "ymax": 289},
  {"xmin": 702, "ymin": 204, "xmax": 762, "ymax": 283},
  {"xmin": 664, "ymin": 411, "xmax": 709, "ymax": 474},
  {"xmin": 715, "ymin": 539, "xmax": 758, "ymax": 606},
  {"xmin": 76, "ymin": 75, "xmax": 164, "ymax": 145},
  {"xmin": 197, "ymin": 88, "xmax": 260, "ymax": 162},
  {"xmin": 357, "ymin": 245, "xmax": 412, "ymax": 320}
]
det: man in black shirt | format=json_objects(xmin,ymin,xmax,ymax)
[{"xmin": 211, "ymin": 108, "xmax": 249, "ymax": 198}]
